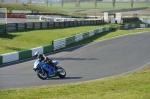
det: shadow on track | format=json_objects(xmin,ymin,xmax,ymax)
[{"xmin": 47, "ymin": 77, "xmax": 83, "ymax": 80}]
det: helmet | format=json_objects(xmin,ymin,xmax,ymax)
[{"xmin": 34, "ymin": 51, "xmax": 39, "ymax": 58}]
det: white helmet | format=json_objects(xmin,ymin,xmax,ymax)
[{"xmin": 34, "ymin": 51, "xmax": 39, "ymax": 58}]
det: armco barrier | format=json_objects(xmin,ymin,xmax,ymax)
[
  {"xmin": 2, "ymin": 52, "xmax": 19, "ymax": 63},
  {"xmin": 7, "ymin": 23, "xmax": 16, "ymax": 32},
  {"xmin": 66, "ymin": 36, "xmax": 76, "ymax": 45},
  {"xmin": 118, "ymin": 24, "xmax": 149, "ymax": 30},
  {"xmin": 7, "ymin": 19, "xmax": 105, "ymax": 32},
  {"xmin": 43, "ymin": 44, "xmax": 53, "ymax": 54},
  {"xmin": 0, "ymin": 44, "xmax": 53, "ymax": 65},
  {"xmin": 19, "ymin": 50, "xmax": 32, "ymax": 60},
  {"xmin": 18, "ymin": 23, "xmax": 25, "ymax": 31},
  {"xmin": 0, "ymin": 24, "xmax": 6, "ymax": 34},
  {"xmin": 52, "ymin": 26, "xmax": 112, "ymax": 51},
  {"xmin": 83, "ymin": 32, "xmax": 89, "ymax": 39},
  {"xmin": 89, "ymin": 30, "xmax": 95, "ymax": 37},
  {"xmin": 53, "ymin": 38, "xmax": 66, "ymax": 51},
  {"xmin": 75, "ymin": 33, "xmax": 83, "ymax": 42},
  {"xmin": 31, "ymin": 46, "xmax": 43, "ymax": 56},
  {"xmin": 0, "ymin": 56, "xmax": 2, "ymax": 65},
  {"xmin": 27, "ymin": 22, "xmax": 34, "ymax": 29}
]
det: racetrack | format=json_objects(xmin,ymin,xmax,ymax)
[{"xmin": 0, "ymin": 31, "xmax": 150, "ymax": 90}]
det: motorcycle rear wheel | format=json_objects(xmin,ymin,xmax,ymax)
[{"xmin": 37, "ymin": 69, "xmax": 48, "ymax": 80}]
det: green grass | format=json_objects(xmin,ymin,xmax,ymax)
[
  {"xmin": 0, "ymin": 2, "xmax": 150, "ymax": 16},
  {"xmin": 0, "ymin": 25, "xmax": 108, "ymax": 54},
  {"xmin": 42, "ymin": 2, "xmax": 150, "ymax": 10},
  {"xmin": 0, "ymin": 3, "xmax": 66, "ymax": 14},
  {"xmin": 0, "ymin": 67, "xmax": 150, "ymax": 99},
  {"xmin": 0, "ymin": 21, "xmax": 150, "ymax": 54},
  {"xmin": 0, "ymin": 2, "xmax": 150, "ymax": 98},
  {"xmin": 41, "ymin": 2, "xmax": 150, "ymax": 14}
]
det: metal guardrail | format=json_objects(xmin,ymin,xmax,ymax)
[
  {"xmin": 7, "ymin": 20, "xmax": 105, "ymax": 32},
  {"xmin": 0, "ymin": 24, "xmax": 6, "ymax": 34}
]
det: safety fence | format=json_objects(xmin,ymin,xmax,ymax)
[
  {"xmin": 0, "ymin": 44, "xmax": 53, "ymax": 65},
  {"xmin": 122, "ymin": 17, "xmax": 138, "ymax": 22},
  {"xmin": 0, "ymin": 24, "xmax": 6, "ymax": 34},
  {"xmin": 140, "ymin": 18, "xmax": 150, "ymax": 25},
  {"xmin": 7, "ymin": 20, "xmax": 104, "ymax": 32},
  {"xmin": 6, "ymin": 17, "xmax": 138, "ymax": 32},
  {"xmin": 118, "ymin": 23, "xmax": 150, "ymax": 30},
  {"xmin": 0, "ymin": 26, "xmax": 112, "ymax": 65},
  {"xmin": 53, "ymin": 26, "xmax": 112, "ymax": 51}
]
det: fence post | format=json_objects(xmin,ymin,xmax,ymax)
[
  {"xmin": 25, "ymin": 23, "xmax": 27, "ymax": 30},
  {"xmin": 53, "ymin": 22, "xmax": 55, "ymax": 28},
  {"xmin": 73, "ymin": 21, "xmax": 74, "ymax": 26},
  {"xmin": 59, "ymin": 22, "xmax": 61, "ymax": 27},
  {"xmin": 77, "ymin": 21, "xmax": 79, "ymax": 26},
  {"xmin": 5, "ymin": 24, "xmax": 7, "ymax": 34},
  {"xmin": 16, "ymin": 23, "xmax": 18, "ymax": 31},
  {"xmin": 64, "ymin": 21, "xmax": 66, "ymax": 27},
  {"xmin": 68, "ymin": 21, "xmax": 70, "ymax": 27},
  {"xmin": 40, "ymin": 22, "xmax": 42, "ymax": 29},
  {"xmin": 33, "ymin": 22, "xmax": 35, "ymax": 29},
  {"xmin": 47, "ymin": 22, "xmax": 49, "ymax": 28}
]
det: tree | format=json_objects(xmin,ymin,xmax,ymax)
[
  {"xmin": 130, "ymin": 0, "xmax": 133, "ymax": 7},
  {"xmin": 61, "ymin": 0, "xmax": 64, "ymax": 7},
  {"xmin": 112, "ymin": 0, "xmax": 115, "ymax": 8},
  {"xmin": 94, "ymin": 0, "xmax": 97, "ymax": 8}
]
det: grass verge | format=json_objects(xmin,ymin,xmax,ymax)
[
  {"xmin": 0, "ymin": 24, "xmax": 107, "ymax": 54},
  {"xmin": 0, "ymin": 23, "xmax": 150, "ymax": 98},
  {"xmin": 41, "ymin": 2, "xmax": 150, "ymax": 12},
  {"xmin": 0, "ymin": 23, "xmax": 150, "ymax": 54},
  {"xmin": 0, "ymin": 66, "xmax": 150, "ymax": 99},
  {"xmin": 0, "ymin": 3, "xmax": 66, "ymax": 14},
  {"xmin": 0, "ymin": 2, "xmax": 150, "ymax": 16}
]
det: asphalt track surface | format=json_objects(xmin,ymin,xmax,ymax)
[
  {"xmin": 0, "ymin": 31, "xmax": 150, "ymax": 90},
  {"xmin": 0, "ymin": 18, "xmax": 37, "ymax": 23}
]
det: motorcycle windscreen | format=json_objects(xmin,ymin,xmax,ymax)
[{"xmin": 33, "ymin": 60, "xmax": 40, "ymax": 69}]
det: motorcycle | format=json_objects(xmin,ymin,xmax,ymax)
[{"xmin": 33, "ymin": 59, "xmax": 66, "ymax": 80}]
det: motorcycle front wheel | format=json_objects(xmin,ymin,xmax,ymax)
[
  {"xmin": 37, "ymin": 69, "xmax": 48, "ymax": 80},
  {"xmin": 56, "ymin": 66, "xmax": 66, "ymax": 78}
]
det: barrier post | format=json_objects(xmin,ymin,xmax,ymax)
[
  {"xmin": 53, "ymin": 22, "xmax": 55, "ymax": 28},
  {"xmin": 33, "ymin": 22, "xmax": 35, "ymax": 29},
  {"xmin": 64, "ymin": 21, "xmax": 66, "ymax": 27},
  {"xmin": 73, "ymin": 21, "xmax": 74, "ymax": 26},
  {"xmin": 16, "ymin": 23, "xmax": 18, "ymax": 31},
  {"xmin": 59, "ymin": 22, "xmax": 61, "ymax": 27},
  {"xmin": 25, "ymin": 23, "xmax": 27, "ymax": 30},
  {"xmin": 47, "ymin": 22, "xmax": 49, "ymax": 28},
  {"xmin": 40, "ymin": 22, "xmax": 42, "ymax": 29}
]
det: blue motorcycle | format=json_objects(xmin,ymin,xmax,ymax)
[{"xmin": 33, "ymin": 59, "xmax": 66, "ymax": 80}]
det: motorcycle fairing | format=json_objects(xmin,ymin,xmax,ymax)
[{"xmin": 33, "ymin": 59, "xmax": 55, "ymax": 77}]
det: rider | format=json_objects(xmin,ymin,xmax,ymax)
[
  {"xmin": 34, "ymin": 51, "xmax": 54, "ymax": 67},
  {"xmin": 34, "ymin": 51, "xmax": 57, "ymax": 77}
]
